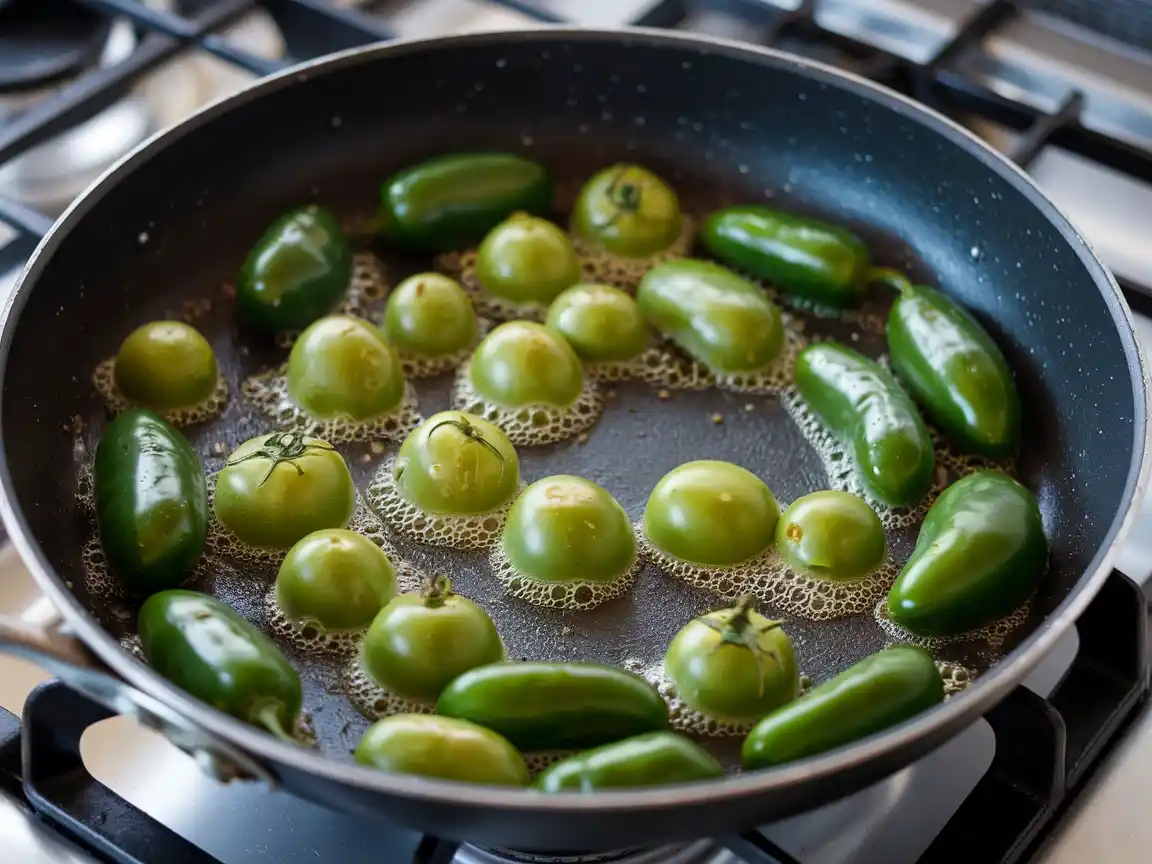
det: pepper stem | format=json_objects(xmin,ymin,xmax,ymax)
[
  {"xmin": 699, "ymin": 595, "xmax": 785, "ymax": 698},
  {"xmin": 868, "ymin": 267, "xmax": 914, "ymax": 295},
  {"xmin": 427, "ymin": 416, "xmax": 506, "ymax": 481},
  {"xmin": 251, "ymin": 702, "xmax": 295, "ymax": 743},
  {"xmin": 420, "ymin": 573, "xmax": 453, "ymax": 609},
  {"xmin": 225, "ymin": 430, "xmax": 336, "ymax": 487}
]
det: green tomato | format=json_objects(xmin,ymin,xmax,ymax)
[
  {"xmin": 214, "ymin": 432, "xmax": 355, "ymax": 550},
  {"xmin": 393, "ymin": 411, "xmax": 520, "ymax": 516},
  {"xmin": 362, "ymin": 575, "xmax": 504, "ymax": 701},
  {"xmin": 570, "ymin": 164, "xmax": 683, "ymax": 258},
  {"xmin": 501, "ymin": 475, "xmax": 636, "ymax": 584},
  {"xmin": 775, "ymin": 491, "xmax": 887, "ymax": 582},
  {"xmin": 475, "ymin": 213, "xmax": 582, "ymax": 304},
  {"xmin": 468, "ymin": 321, "xmax": 584, "ymax": 408},
  {"xmin": 113, "ymin": 321, "xmax": 218, "ymax": 411},
  {"xmin": 545, "ymin": 284, "xmax": 650, "ymax": 363},
  {"xmin": 355, "ymin": 714, "xmax": 528, "ymax": 786},
  {"xmin": 664, "ymin": 598, "xmax": 799, "ymax": 724},
  {"xmin": 382, "ymin": 273, "xmax": 478, "ymax": 358},
  {"xmin": 643, "ymin": 460, "xmax": 779, "ymax": 567},
  {"xmin": 274, "ymin": 529, "xmax": 397, "ymax": 631},
  {"xmin": 286, "ymin": 315, "xmax": 405, "ymax": 421}
]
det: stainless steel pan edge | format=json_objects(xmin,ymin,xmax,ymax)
[{"xmin": 0, "ymin": 26, "xmax": 1147, "ymax": 816}]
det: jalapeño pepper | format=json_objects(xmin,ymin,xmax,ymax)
[
  {"xmin": 637, "ymin": 259, "xmax": 785, "ymax": 374},
  {"xmin": 93, "ymin": 408, "xmax": 208, "ymax": 594},
  {"xmin": 139, "ymin": 590, "xmax": 302, "ymax": 740},
  {"xmin": 535, "ymin": 732, "xmax": 724, "ymax": 792},
  {"xmin": 887, "ymin": 471, "xmax": 1048, "ymax": 637},
  {"xmin": 794, "ymin": 342, "xmax": 934, "ymax": 508},
  {"xmin": 435, "ymin": 661, "xmax": 669, "ymax": 751},
  {"xmin": 378, "ymin": 153, "xmax": 553, "ymax": 253},
  {"xmin": 701, "ymin": 206, "xmax": 887, "ymax": 309},
  {"xmin": 237, "ymin": 205, "xmax": 353, "ymax": 335},
  {"xmin": 741, "ymin": 645, "xmax": 944, "ymax": 770},
  {"xmin": 886, "ymin": 282, "xmax": 1021, "ymax": 459}
]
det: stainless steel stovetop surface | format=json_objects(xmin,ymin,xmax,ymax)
[{"xmin": 2, "ymin": 1, "xmax": 1152, "ymax": 863}]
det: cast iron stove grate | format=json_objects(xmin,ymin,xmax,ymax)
[{"xmin": 0, "ymin": 1, "xmax": 1150, "ymax": 863}]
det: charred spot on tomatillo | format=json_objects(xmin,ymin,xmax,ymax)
[
  {"xmin": 643, "ymin": 460, "xmax": 780, "ymax": 567},
  {"xmin": 214, "ymin": 431, "xmax": 355, "ymax": 551},
  {"xmin": 393, "ymin": 411, "xmax": 520, "ymax": 516},
  {"xmin": 664, "ymin": 597, "xmax": 799, "ymax": 726},
  {"xmin": 570, "ymin": 164, "xmax": 683, "ymax": 258},
  {"xmin": 287, "ymin": 315, "xmax": 406, "ymax": 421}
]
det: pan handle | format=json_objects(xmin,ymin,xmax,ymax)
[{"xmin": 0, "ymin": 609, "xmax": 279, "ymax": 788}]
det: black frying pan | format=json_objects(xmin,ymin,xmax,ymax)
[{"xmin": 0, "ymin": 27, "xmax": 1147, "ymax": 855}]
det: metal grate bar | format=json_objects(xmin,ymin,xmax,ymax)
[{"xmin": 1009, "ymin": 89, "xmax": 1086, "ymax": 168}]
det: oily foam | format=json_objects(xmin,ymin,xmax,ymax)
[
  {"xmin": 637, "ymin": 526, "xmax": 895, "ymax": 621},
  {"xmin": 80, "ymin": 531, "xmax": 215, "ymax": 603},
  {"xmin": 937, "ymin": 661, "xmax": 976, "ymax": 697},
  {"xmin": 241, "ymin": 368, "xmax": 423, "ymax": 445},
  {"xmin": 272, "ymin": 253, "xmax": 391, "ymax": 349},
  {"xmin": 396, "ymin": 318, "xmax": 492, "ymax": 379},
  {"xmin": 873, "ymin": 595, "xmax": 1032, "ymax": 651},
  {"xmin": 712, "ymin": 317, "xmax": 807, "ymax": 397},
  {"xmin": 640, "ymin": 663, "xmax": 755, "ymax": 739},
  {"xmin": 585, "ymin": 342, "xmax": 715, "ymax": 390},
  {"xmin": 365, "ymin": 457, "xmax": 520, "ymax": 550},
  {"xmin": 92, "ymin": 357, "xmax": 229, "ymax": 427},
  {"xmin": 488, "ymin": 542, "xmax": 643, "ymax": 610},
  {"xmin": 451, "ymin": 365, "xmax": 603, "ymax": 447},
  {"xmin": 341, "ymin": 655, "xmax": 437, "ymax": 721},
  {"xmin": 570, "ymin": 215, "xmax": 697, "ymax": 291},
  {"xmin": 206, "ymin": 478, "xmax": 395, "ymax": 567}
]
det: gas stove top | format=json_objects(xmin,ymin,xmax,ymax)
[{"xmin": 2, "ymin": 2, "xmax": 1152, "ymax": 864}]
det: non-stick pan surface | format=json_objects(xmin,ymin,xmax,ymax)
[{"xmin": 0, "ymin": 28, "xmax": 1147, "ymax": 852}]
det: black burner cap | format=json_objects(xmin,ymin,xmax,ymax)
[{"xmin": 0, "ymin": 0, "xmax": 113, "ymax": 93}]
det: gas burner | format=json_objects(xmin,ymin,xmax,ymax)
[
  {"xmin": 459, "ymin": 841, "xmax": 724, "ymax": 864},
  {"xmin": 0, "ymin": 0, "xmax": 111, "ymax": 92},
  {"xmin": 0, "ymin": 0, "xmax": 284, "ymax": 216}
]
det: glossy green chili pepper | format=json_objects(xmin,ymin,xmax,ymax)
[
  {"xmin": 436, "ymin": 661, "xmax": 669, "ymax": 751},
  {"xmin": 637, "ymin": 259, "xmax": 785, "ymax": 374},
  {"xmin": 237, "ymin": 205, "xmax": 353, "ymax": 335},
  {"xmin": 93, "ymin": 409, "xmax": 208, "ymax": 594},
  {"xmin": 535, "ymin": 732, "xmax": 723, "ymax": 792},
  {"xmin": 794, "ymin": 342, "xmax": 934, "ymax": 508},
  {"xmin": 741, "ymin": 645, "xmax": 943, "ymax": 770},
  {"xmin": 702, "ymin": 206, "xmax": 887, "ymax": 309},
  {"xmin": 886, "ymin": 282, "xmax": 1021, "ymax": 459},
  {"xmin": 378, "ymin": 153, "xmax": 553, "ymax": 252},
  {"xmin": 887, "ymin": 471, "xmax": 1047, "ymax": 637},
  {"xmin": 139, "ymin": 590, "xmax": 302, "ymax": 740}
]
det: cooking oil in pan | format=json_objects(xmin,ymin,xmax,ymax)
[
  {"xmin": 69, "ymin": 198, "xmax": 1033, "ymax": 767},
  {"xmin": 92, "ymin": 357, "xmax": 230, "ymax": 427}
]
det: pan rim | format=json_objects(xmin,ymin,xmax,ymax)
[{"xmin": 0, "ymin": 25, "xmax": 1148, "ymax": 816}]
